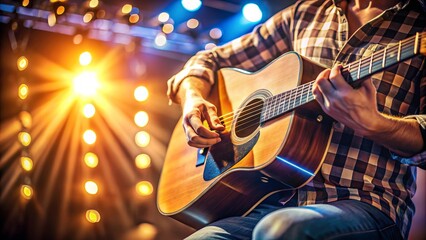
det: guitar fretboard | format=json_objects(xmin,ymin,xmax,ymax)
[{"xmin": 260, "ymin": 32, "xmax": 425, "ymax": 123}]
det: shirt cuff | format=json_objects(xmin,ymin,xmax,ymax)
[{"xmin": 390, "ymin": 115, "xmax": 426, "ymax": 169}]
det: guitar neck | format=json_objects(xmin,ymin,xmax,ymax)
[{"xmin": 260, "ymin": 32, "xmax": 426, "ymax": 123}]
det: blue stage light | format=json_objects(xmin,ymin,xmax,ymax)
[
  {"xmin": 242, "ymin": 3, "xmax": 262, "ymax": 22},
  {"xmin": 181, "ymin": 0, "xmax": 202, "ymax": 12}
]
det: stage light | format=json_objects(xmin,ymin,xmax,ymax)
[
  {"xmin": 18, "ymin": 132, "xmax": 31, "ymax": 147},
  {"xmin": 22, "ymin": 0, "xmax": 30, "ymax": 7},
  {"xmin": 85, "ymin": 180, "xmax": 99, "ymax": 195},
  {"xmin": 83, "ymin": 129, "xmax": 96, "ymax": 145},
  {"xmin": 243, "ymin": 3, "xmax": 262, "ymax": 22},
  {"xmin": 205, "ymin": 43, "xmax": 217, "ymax": 50},
  {"xmin": 134, "ymin": 111, "xmax": 149, "ymax": 127},
  {"xmin": 181, "ymin": 0, "xmax": 202, "ymax": 12},
  {"xmin": 186, "ymin": 18, "xmax": 199, "ymax": 29},
  {"xmin": 89, "ymin": 0, "xmax": 99, "ymax": 8},
  {"xmin": 21, "ymin": 185, "xmax": 33, "ymax": 199},
  {"xmin": 135, "ymin": 154, "xmax": 151, "ymax": 169},
  {"xmin": 134, "ymin": 86, "xmax": 148, "ymax": 102},
  {"xmin": 209, "ymin": 28, "xmax": 222, "ymax": 39},
  {"xmin": 83, "ymin": 103, "xmax": 96, "ymax": 118},
  {"xmin": 21, "ymin": 156, "xmax": 34, "ymax": 172},
  {"xmin": 158, "ymin": 12, "xmax": 170, "ymax": 23},
  {"xmin": 83, "ymin": 11, "xmax": 94, "ymax": 23},
  {"xmin": 121, "ymin": 4, "xmax": 132, "ymax": 14},
  {"xmin": 79, "ymin": 51, "xmax": 92, "ymax": 66},
  {"xmin": 19, "ymin": 111, "xmax": 32, "ymax": 129},
  {"xmin": 73, "ymin": 71, "xmax": 99, "ymax": 97},
  {"xmin": 162, "ymin": 23, "xmax": 174, "ymax": 34},
  {"xmin": 17, "ymin": 56, "xmax": 28, "ymax": 71},
  {"xmin": 154, "ymin": 32, "xmax": 167, "ymax": 47},
  {"xmin": 86, "ymin": 209, "xmax": 101, "ymax": 223},
  {"xmin": 18, "ymin": 84, "xmax": 29, "ymax": 100},
  {"xmin": 135, "ymin": 131, "xmax": 150, "ymax": 147},
  {"xmin": 84, "ymin": 152, "xmax": 99, "ymax": 168},
  {"xmin": 136, "ymin": 181, "xmax": 153, "ymax": 196},
  {"xmin": 48, "ymin": 13, "xmax": 56, "ymax": 26}
]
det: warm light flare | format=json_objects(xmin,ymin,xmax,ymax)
[
  {"xmin": 17, "ymin": 56, "xmax": 28, "ymax": 71},
  {"xmin": 136, "ymin": 181, "xmax": 153, "ymax": 196},
  {"xmin": 135, "ymin": 131, "xmax": 150, "ymax": 147},
  {"xmin": 73, "ymin": 71, "xmax": 99, "ymax": 97},
  {"xmin": 83, "ymin": 103, "xmax": 96, "ymax": 118},
  {"xmin": 86, "ymin": 209, "xmax": 101, "ymax": 223},
  {"xmin": 89, "ymin": 0, "xmax": 99, "ymax": 8},
  {"xmin": 84, "ymin": 180, "xmax": 99, "ymax": 195},
  {"xmin": 18, "ymin": 84, "xmax": 29, "ymax": 100},
  {"xmin": 18, "ymin": 131, "xmax": 32, "ymax": 146},
  {"xmin": 21, "ymin": 156, "xmax": 34, "ymax": 171},
  {"xmin": 134, "ymin": 86, "xmax": 148, "ymax": 102},
  {"xmin": 84, "ymin": 152, "xmax": 99, "ymax": 168},
  {"xmin": 122, "ymin": 4, "xmax": 132, "ymax": 14},
  {"xmin": 154, "ymin": 33, "xmax": 167, "ymax": 47},
  {"xmin": 83, "ymin": 129, "xmax": 97, "ymax": 145},
  {"xmin": 134, "ymin": 111, "xmax": 149, "ymax": 127},
  {"xmin": 19, "ymin": 111, "xmax": 32, "ymax": 129},
  {"xmin": 21, "ymin": 185, "xmax": 33, "ymax": 199},
  {"xmin": 158, "ymin": 12, "xmax": 169, "ymax": 23},
  {"xmin": 79, "ymin": 51, "xmax": 92, "ymax": 66},
  {"xmin": 135, "ymin": 154, "xmax": 151, "ymax": 169}
]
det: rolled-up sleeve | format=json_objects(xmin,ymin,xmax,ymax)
[
  {"xmin": 391, "ymin": 62, "xmax": 426, "ymax": 169},
  {"xmin": 166, "ymin": 7, "xmax": 296, "ymax": 103}
]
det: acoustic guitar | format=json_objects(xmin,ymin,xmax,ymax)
[{"xmin": 157, "ymin": 32, "xmax": 426, "ymax": 229}]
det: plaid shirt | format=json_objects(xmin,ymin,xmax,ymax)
[{"xmin": 167, "ymin": 0, "xmax": 426, "ymax": 238}]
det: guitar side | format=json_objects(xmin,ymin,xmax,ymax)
[{"xmin": 157, "ymin": 52, "xmax": 333, "ymax": 229}]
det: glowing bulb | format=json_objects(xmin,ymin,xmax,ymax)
[
  {"xmin": 135, "ymin": 154, "xmax": 151, "ymax": 169},
  {"xmin": 135, "ymin": 131, "xmax": 150, "ymax": 147},
  {"xmin": 83, "ymin": 129, "xmax": 96, "ymax": 145},
  {"xmin": 186, "ymin": 18, "xmax": 199, "ymax": 29},
  {"xmin": 136, "ymin": 181, "xmax": 153, "ymax": 196},
  {"xmin": 79, "ymin": 51, "xmax": 92, "ymax": 66},
  {"xmin": 84, "ymin": 152, "xmax": 99, "ymax": 168},
  {"xmin": 243, "ymin": 3, "xmax": 263, "ymax": 22},
  {"xmin": 181, "ymin": 0, "xmax": 202, "ymax": 12},
  {"xmin": 18, "ymin": 132, "xmax": 31, "ymax": 146},
  {"xmin": 134, "ymin": 86, "xmax": 148, "ymax": 102},
  {"xmin": 17, "ymin": 56, "xmax": 28, "ymax": 71},
  {"xmin": 86, "ymin": 209, "xmax": 101, "ymax": 223},
  {"xmin": 89, "ymin": 0, "xmax": 99, "ymax": 8},
  {"xmin": 129, "ymin": 14, "xmax": 140, "ymax": 24},
  {"xmin": 21, "ymin": 185, "xmax": 33, "ymax": 199},
  {"xmin": 73, "ymin": 71, "xmax": 99, "ymax": 97},
  {"xmin": 21, "ymin": 156, "xmax": 33, "ymax": 171},
  {"xmin": 85, "ymin": 180, "xmax": 98, "ymax": 195},
  {"xmin": 83, "ymin": 103, "xmax": 96, "ymax": 118},
  {"xmin": 162, "ymin": 23, "xmax": 174, "ymax": 34},
  {"xmin": 134, "ymin": 111, "xmax": 149, "ymax": 127},
  {"xmin": 19, "ymin": 111, "xmax": 32, "ymax": 129},
  {"xmin": 122, "ymin": 4, "xmax": 132, "ymax": 14},
  {"xmin": 158, "ymin": 12, "xmax": 169, "ymax": 23},
  {"xmin": 154, "ymin": 33, "xmax": 167, "ymax": 47},
  {"xmin": 18, "ymin": 84, "xmax": 29, "ymax": 100}
]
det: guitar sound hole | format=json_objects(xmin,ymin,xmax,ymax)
[{"xmin": 235, "ymin": 98, "xmax": 263, "ymax": 138}]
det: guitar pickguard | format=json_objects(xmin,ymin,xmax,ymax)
[{"xmin": 203, "ymin": 131, "xmax": 260, "ymax": 181}]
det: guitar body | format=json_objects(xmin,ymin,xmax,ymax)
[{"xmin": 157, "ymin": 52, "xmax": 334, "ymax": 229}]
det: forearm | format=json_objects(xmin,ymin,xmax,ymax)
[
  {"xmin": 366, "ymin": 113, "xmax": 424, "ymax": 157},
  {"xmin": 175, "ymin": 77, "xmax": 212, "ymax": 106}
]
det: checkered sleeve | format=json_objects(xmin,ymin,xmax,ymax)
[
  {"xmin": 166, "ymin": 6, "xmax": 295, "ymax": 103},
  {"xmin": 390, "ymin": 62, "xmax": 426, "ymax": 169}
]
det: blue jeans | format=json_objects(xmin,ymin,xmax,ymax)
[{"xmin": 185, "ymin": 193, "xmax": 402, "ymax": 240}]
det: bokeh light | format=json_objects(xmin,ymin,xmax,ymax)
[
  {"xmin": 83, "ymin": 103, "xmax": 96, "ymax": 118},
  {"xmin": 84, "ymin": 152, "xmax": 99, "ymax": 168},
  {"xmin": 17, "ymin": 56, "xmax": 28, "ymax": 71},
  {"xmin": 79, "ymin": 51, "xmax": 92, "ymax": 66},
  {"xmin": 136, "ymin": 181, "xmax": 153, "ymax": 196},
  {"xmin": 134, "ymin": 86, "xmax": 148, "ymax": 102},
  {"xmin": 84, "ymin": 180, "xmax": 99, "ymax": 195},
  {"xmin": 21, "ymin": 156, "xmax": 34, "ymax": 172},
  {"xmin": 21, "ymin": 185, "xmax": 33, "ymax": 199},
  {"xmin": 135, "ymin": 154, "xmax": 151, "ymax": 169},
  {"xmin": 83, "ymin": 129, "xmax": 96, "ymax": 145},
  {"xmin": 18, "ymin": 84, "xmax": 29, "ymax": 100},
  {"xmin": 134, "ymin": 111, "xmax": 149, "ymax": 127},
  {"xmin": 18, "ymin": 131, "xmax": 31, "ymax": 146},
  {"xmin": 86, "ymin": 209, "xmax": 101, "ymax": 223}
]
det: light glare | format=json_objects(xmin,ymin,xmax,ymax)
[
  {"xmin": 181, "ymin": 0, "xmax": 202, "ymax": 12},
  {"xmin": 134, "ymin": 111, "xmax": 149, "ymax": 127},
  {"xmin": 135, "ymin": 131, "xmax": 150, "ymax": 147},
  {"xmin": 73, "ymin": 71, "xmax": 99, "ymax": 97},
  {"xmin": 83, "ymin": 103, "xmax": 96, "ymax": 118},
  {"xmin": 136, "ymin": 181, "xmax": 153, "ymax": 196},
  {"xmin": 79, "ymin": 51, "xmax": 92, "ymax": 66},
  {"xmin": 84, "ymin": 152, "xmax": 99, "ymax": 168},
  {"xmin": 17, "ymin": 56, "xmax": 28, "ymax": 71},
  {"xmin": 21, "ymin": 185, "xmax": 33, "ymax": 199},
  {"xmin": 243, "ymin": 3, "xmax": 262, "ymax": 22},
  {"xmin": 85, "ymin": 180, "xmax": 99, "ymax": 194},
  {"xmin": 135, "ymin": 154, "xmax": 151, "ymax": 169},
  {"xmin": 21, "ymin": 157, "xmax": 34, "ymax": 171},
  {"xmin": 134, "ymin": 86, "xmax": 149, "ymax": 102},
  {"xmin": 86, "ymin": 209, "xmax": 101, "ymax": 223},
  {"xmin": 83, "ymin": 129, "xmax": 96, "ymax": 145}
]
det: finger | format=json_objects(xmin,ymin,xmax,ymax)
[
  {"xmin": 360, "ymin": 78, "xmax": 377, "ymax": 96},
  {"xmin": 316, "ymin": 70, "xmax": 335, "ymax": 97},
  {"xmin": 329, "ymin": 65, "xmax": 351, "ymax": 90},
  {"xmin": 187, "ymin": 108, "xmax": 220, "ymax": 138},
  {"xmin": 204, "ymin": 105, "xmax": 225, "ymax": 131},
  {"xmin": 184, "ymin": 121, "xmax": 221, "ymax": 147}
]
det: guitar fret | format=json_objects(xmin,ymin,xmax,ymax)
[
  {"xmin": 382, "ymin": 47, "xmax": 387, "ymax": 68},
  {"xmin": 397, "ymin": 40, "xmax": 401, "ymax": 62},
  {"xmin": 369, "ymin": 53, "xmax": 373, "ymax": 73},
  {"xmin": 357, "ymin": 59, "xmax": 362, "ymax": 79}
]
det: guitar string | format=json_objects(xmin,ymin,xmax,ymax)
[
  {"xmin": 214, "ymin": 33, "xmax": 424, "ymax": 129},
  {"xmin": 222, "ymin": 45, "xmax": 416, "ymax": 132}
]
